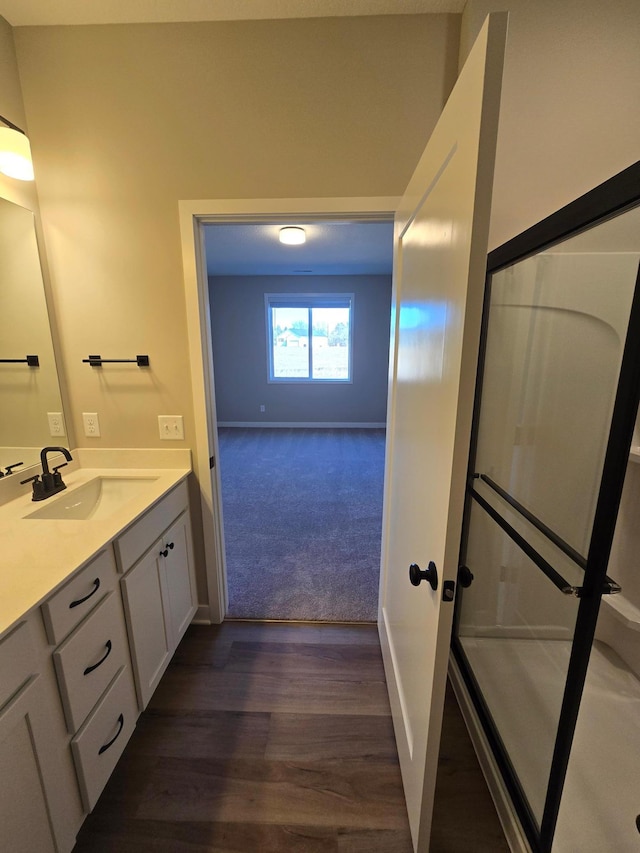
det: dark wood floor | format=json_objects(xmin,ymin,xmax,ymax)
[{"xmin": 74, "ymin": 622, "xmax": 508, "ymax": 852}]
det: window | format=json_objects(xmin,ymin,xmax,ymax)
[{"xmin": 266, "ymin": 294, "xmax": 353, "ymax": 382}]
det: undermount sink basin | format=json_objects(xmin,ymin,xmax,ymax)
[{"xmin": 26, "ymin": 476, "xmax": 159, "ymax": 521}]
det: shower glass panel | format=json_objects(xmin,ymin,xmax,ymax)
[
  {"xmin": 553, "ymin": 434, "xmax": 640, "ymax": 853},
  {"xmin": 458, "ymin": 499, "xmax": 581, "ymax": 826},
  {"xmin": 474, "ymin": 215, "xmax": 639, "ymax": 556},
  {"xmin": 454, "ymin": 167, "xmax": 640, "ymax": 853}
]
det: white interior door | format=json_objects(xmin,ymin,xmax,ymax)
[{"xmin": 378, "ymin": 14, "xmax": 507, "ymax": 851}]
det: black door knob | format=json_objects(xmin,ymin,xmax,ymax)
[
  {"xmin": 409, "ymin": 561, "xmax": 438, "ymax": 590},
  {"xmin": 458, "ymin": 565, "xmax": 474, "ymax": 588}
]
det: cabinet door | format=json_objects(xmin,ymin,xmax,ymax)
[
  {"xmin": 162, "ymin": 510, "xmax": 197, "ymax": 648},
  {"xmin": 120, "ymin": 547, "xmax": 171, "ymax": 709},
  {"xmin": 0, "ymin": 676, "xmax": 58, "ymax": 853}
]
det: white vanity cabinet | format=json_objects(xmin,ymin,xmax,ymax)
[
  {"xmin": 0, "ymin": 675, "xmax": 58, "ymax": 852},
  {"xmin": 0, "ymin": 466, "xmax": 195, "ymax": 851},
  {"xmin": 0, "ymin": 616, "xmax": 83, "ymax": 853},
  {"xmin": 45, "ymin": 547, "xmax": 138, "ymax": 814},
  {"xmin": 118, "ymin": 480, "xmax": 196, "ymax": 709}
]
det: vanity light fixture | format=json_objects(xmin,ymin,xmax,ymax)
[
  {"xmin": 0, "ymin": 114, "xmax": 35, "ymax": 181},
  {"xmin": 279, "ymin": 227, "xmax": 306, "ymax": 245}
]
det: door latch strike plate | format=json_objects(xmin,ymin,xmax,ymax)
[{"xmin": 443, "ymin": 580, "xmax": 455, "ymax": 602}]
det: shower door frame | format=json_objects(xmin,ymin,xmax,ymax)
[{"xmin": 452, "ymin": 160, "xmax": 640, "ymax": 853}]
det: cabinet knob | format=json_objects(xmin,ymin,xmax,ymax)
[
  {"xmin": 167, "ymin": 542, "xmax": 175, "ymax": 550},
  {"xmin": 160, "ymin": 548, "xmax": 169, "ymax": 558}
]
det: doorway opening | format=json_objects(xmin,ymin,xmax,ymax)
[{"xmin": 203, "ymin": 219, "xmax": 393, "ymax": 622}]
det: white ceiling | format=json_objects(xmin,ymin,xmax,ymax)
[
  {"xmin": 204, "ymin": 220, "xmax": 394, "ymax": 276},
  {"xmin": 0, "ymin": 0, "xmax": 465, "ymax": 27}
]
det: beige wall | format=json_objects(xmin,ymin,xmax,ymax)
[
  {"xmin": 460, "ymin": 0, "xmax": 640, "ymax": 249},
  {"xmin": 11, "ymin": 15, "xmax": 459, "ymax": 608},
  {"xmin": 13, "ymin": 15, "xmax": 460, "ymax": 456}
]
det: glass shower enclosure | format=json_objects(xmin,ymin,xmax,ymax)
[{"xmin": 452, "ymin": 162, "xmax": 640, "ymax": 853}]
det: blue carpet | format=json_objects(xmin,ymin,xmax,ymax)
[{"xmin": 217, "ymin": 428, "xmax": 385, "ymax": 621}]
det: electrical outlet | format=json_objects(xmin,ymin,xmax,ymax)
[
  {"xmin": 259, "ymin": 404, "xmax": 266, "ymax": 413},
  {"xmin": 82, "ymin": 412, "xmax": 101, "ymax": 437},
  {"xmin": 158, "ymin": 415, "xmax": 184, "ymax": 440},
  {"xmin": 47, "ymin": 412, "xmax": 66, "ymax": 436}
]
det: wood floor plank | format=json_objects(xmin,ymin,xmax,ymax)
[
  {"xmin": 134, "ymin": 755, "xmax": 409, "ymax": 830},
  {"xmin": 430, "ymin": 683, "xmax": 510, "ymax": 852},
  {"xmin": 336, "ymin": 827, "xmax": 413, "ymax": 852},
  {"xmin": 225, "ymin": 640, "xmax": 387, "ymax": 680},
  {"xmin": 127, "ymin": 709, "xmax": 271, "ymax": 760},
  {"xmin": 266, "ymin": 713, "xmax": 399, "ymax": 763},
  {"xmin": 81, "ymin": 753, "xmax": 160, "ymax": 819},
  {"xmin": 201, "ymin": 621, "xmax": 381, "ymax": 646},
  {"xmin": 148, "ymin": 668, "xmax": 390, "ymax": 716},
  {"xmin": 75, "ymin": 817, "xmax": 339, "ymax": 852}
]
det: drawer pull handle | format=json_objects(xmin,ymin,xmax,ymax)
[
  {"xmin": 69, "ymin": 577, "xmax": 100, "ymax": 609},
  {"xmin": 98, "ymin": 713, "xmax": 124, "ymax": 755},
  {"xmin": 83, "ymin": 640, "xmax": 113, "ymax": 676}
]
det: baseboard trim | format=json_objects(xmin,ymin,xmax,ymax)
[
  {"xmin": 192, "ymin": 604, "xmax": 214, "ymax": 625},
  {"xmin": 448, "ymin": 655, "xmax": 532, "ymax": 853},
  {"xmin": 218, "ymin": 422, "xmax": 386, "ymax": 428}
]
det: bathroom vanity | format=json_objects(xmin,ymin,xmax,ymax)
[{"xmin": 0, "ymin": 449, "xmax": 195, "ymax": 852}]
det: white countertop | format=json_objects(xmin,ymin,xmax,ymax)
[{"xmin": 0, "ymin": 449, "xmax": 192, "ymax": 639}]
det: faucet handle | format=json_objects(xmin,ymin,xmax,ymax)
[
  {"xmin": 5, "ymin": 462, "xmax": 24, "ymax": 476},
  {"xmin": 20, "ymin": 474, "xmax": 40, "ymax": 485},
  {"xmin": 20, "ymin": 473, "xmax": 47, "ymax": 502},
  {"xmin": 52, "ymin": 463, "xmax": 68, "ymax": 487},
  {"xmin": 20, "ymin": 473, "xmax": 46, "ymax": 501}
]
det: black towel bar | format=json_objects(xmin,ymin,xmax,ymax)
[
  {"xmin": 0, "ymin": 355, "xmax": 39, "ymax": 366},
  {"xmin": 83, "ymin": 354, "xmax": 150, "ymax": 367}
]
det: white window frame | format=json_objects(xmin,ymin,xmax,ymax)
[{"xmin": 266, "ymin": 293, "xmax": 354, "ymax": 383}]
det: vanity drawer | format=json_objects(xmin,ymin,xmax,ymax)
[
  {"xmin": 53, "ymin": 592, "xmax": 130, "ymax": 733},
  {"xmin": 114, "ymin": 479, "xmax": 189, "ymax": 573},
  {"xmin": 71, "ymin": 665, "xmax": 137, "ymax": 812},
  {"xmin": 41, "ymin": 549, "xmax": 117, "ymax": 645},
  {"xmin": 0, "ymin": 621, "xmax": 36, "ymax": 711}
]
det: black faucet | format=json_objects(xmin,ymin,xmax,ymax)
[
  {"xmin": 21, "ymin": 446, "xmax": 73, "ymax": 501},
  {"xmin": 0, "ymin": 461, "xmax": 23, "ymax": 478}
]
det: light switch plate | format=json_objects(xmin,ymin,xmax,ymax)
[
  {"xmin": 82, "ymin": 412, "xmax": 100, "ymax": 437},
  {"xmin": 158, "ymin": 415, "xmax": 184, "ymax": 440}
]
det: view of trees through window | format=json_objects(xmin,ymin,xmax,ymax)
[{"xmin": 268, "ymin": 297, "xmax": 352, "ymax": 380}]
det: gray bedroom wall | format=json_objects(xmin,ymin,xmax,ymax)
[{"xmin": 209, "ymin": 274, "xmax": 392, "ymax": 425}]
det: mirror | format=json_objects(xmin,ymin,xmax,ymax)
[{"xmin": 0, "ymin": 196, "xmax": 65, "ymax": 474}]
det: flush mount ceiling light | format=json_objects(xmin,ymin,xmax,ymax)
[
  {"xmin": 0, "ymin": 115, "xmax": 34, "ymax": 181},
  {"xmin": 279, "ymin": 226, "xmax": 306, "ymax": 245}
]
